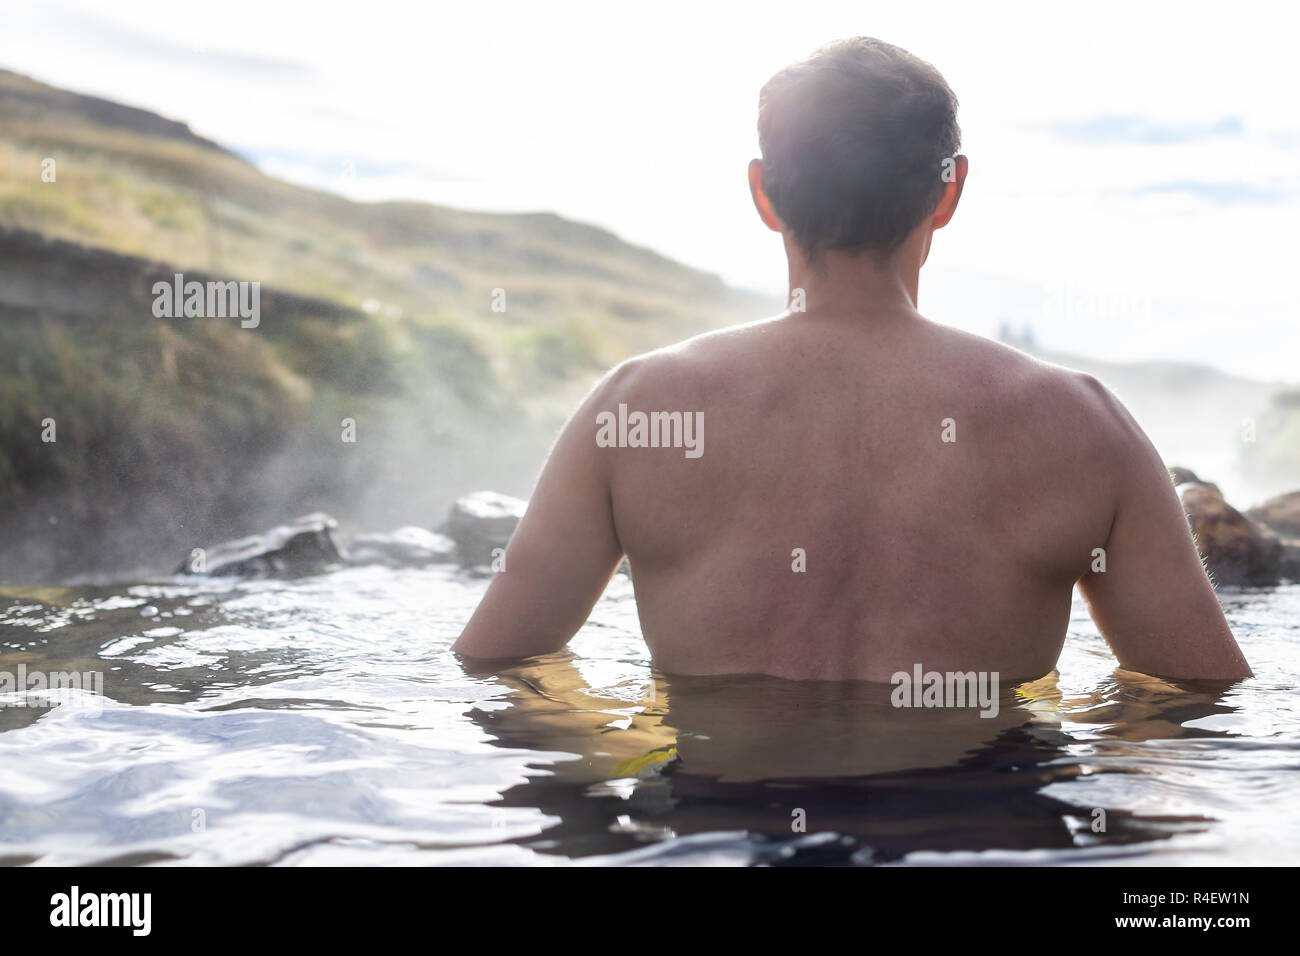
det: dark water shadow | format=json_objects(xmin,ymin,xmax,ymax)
[{"xmin": 461, "ymin": 655, "xmax": 1243, "ymax": 864}]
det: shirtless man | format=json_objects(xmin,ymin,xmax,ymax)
[{"xmin": 455, "ymin": 37, "xmax": 1252, "ymax": 683}]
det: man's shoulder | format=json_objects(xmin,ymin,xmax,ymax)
[
  {"xmin": 1016, "ymin": 354, "xmax": 1136, "ymax": 440},
  {"xmin": 940, "ymin": 326, "xmax": 1119, "ymax": 412},
  {"xmin": 915, "ymin": 324, "xmax": 1145, "ymax": 464},
  {"xmin": 594, "ymin": 317, "xmax": 1138, "ymax": 444},
  {"xmin": 595, "ymin": 317, "xmax": 779, "ymax": 401}
]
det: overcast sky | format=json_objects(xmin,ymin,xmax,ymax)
[{"xmin": 4, "ymin": 0, "xmax": 1297, "ymax": 381}]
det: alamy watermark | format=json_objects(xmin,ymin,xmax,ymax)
[
  {"xmin": 152, "ymin": 273, "xmax": 260, "ymax": 328},
  {"xmin": 1042, "ymin": 279, "xmax": 1151, "ymax": 323},
  {"xmin": 0, "ymin": 665, "xmax": 104, "ymax": 715},
  {"xmin": 50, "ymin": 886, "xmax": 150, "ymax": 936},
  {"xmin": 891, "ymin": 664, "xmax": 1000, "ymax": 718},
  {"xmin": 596, "ymin": 404, "xmax": 703, "ymax": 458}
]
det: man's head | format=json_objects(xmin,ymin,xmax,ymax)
[{"xmin": 751, "ymin": 37, "xmax": 964, "ymax": 265}]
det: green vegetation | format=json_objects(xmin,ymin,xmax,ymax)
[{"xmin": 0, "ymin": 68, "xmax": 772, "ymax": 581}]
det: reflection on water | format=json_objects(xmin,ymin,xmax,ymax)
[
  {"xmin": 0, "ymin": 566, "xmax": 1297, "ymax": 865},
  {"xmin": 467, "ymin": 661, "xmax": 1241, "ymax": 864}
]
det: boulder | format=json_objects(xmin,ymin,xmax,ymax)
[
  {"xmin": 1175, "ymin": 479, "xmax": 1285, "ymax": 586},
  {"xmin": 342, "ymin": 526, "xmax": 456, "ymax": 568},
  {"xmin": 1247, "ymin": 490, "xmax": 1300, "ymax": 538},
  {"xmin": 178, "ymin": 513, "xmax": 343, "ymax": 577},
  {"xmin": 1282, "ymin": 541, "xmax": 1300, "ymax": 580},
  {"xmin": 1168, "ymin": 466, "xmax": 1222, "ymax": 498},
  {"xmin": 438, "ymin": 491, "xmax": 526, "ymax": 568}
]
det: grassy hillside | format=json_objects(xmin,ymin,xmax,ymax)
[
  {"xmin": 0, "ymin": 68, "xmax": 775, "ymax": 582},
  {"xmin": 0, "ymin": 69, "xmax": 766, "ymax": 395}
]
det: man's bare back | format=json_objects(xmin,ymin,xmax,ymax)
[
  {"xmin": 604, "ymin": 308, "xmax": 1114, "ymax": 681},
  {"xmin": 454, "ymin": 37, "xmax": 1250, "ymax": 683},
  {"xmin": 455, "ymin": 300, "xmax": 1250, "ymax": 682}
]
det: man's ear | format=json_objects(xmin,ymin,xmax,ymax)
[
  {"xmin": 931, "ymin": 154, "xmax": 968, "ymax": 230},
  {"xmin": 748, "ymin": 158, "xmax": 782, "ymax": 233}
]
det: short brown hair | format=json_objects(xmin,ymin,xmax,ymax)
[{"xmin": 757, "ymin": 37, "xmax": 961, "ymax": 259}]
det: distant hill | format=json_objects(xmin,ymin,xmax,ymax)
[{"xmin": 0, "ymin": 68, "xmax": 775, "ymax": 582}]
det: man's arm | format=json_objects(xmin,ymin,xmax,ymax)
[
  {"xmin": 452, "ymin": 367, "xmax": 627, "ymax": 659},
  {"xmin": 1077, "ymin": 379, "xmax": 1252, "ymax": 680}
]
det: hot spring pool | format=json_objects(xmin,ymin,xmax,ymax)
[{"xmin": 1, "ymin": 566, "xmax": 1297, "ymax": 865}]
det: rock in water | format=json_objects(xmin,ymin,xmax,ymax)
[
  {"xmin": 438, "ymin": 491, "xmax": 526, "ymax": 568},
  {"xmin": 1176, "ymin": 479, "xmax": 1284, "ymax": 586},
  {"xmin": 343, "ymin": 527, "xmax": 457, "ymax": 567},
  {"xmin": 1247, "ymin": 490, "xmax": 1300, "ymax": 538},
  {"xmin": 1168, "ymin": 466, "xmax": 1203, "ymax": 487},
  {"xmin": 178, "ymin": 513, "xmax": 343, "ymax": 577},
  {"xmin": 1245, "ymin": 489, "xmax": 1300, "ymax": 581},
  {"xmin": 1168, "ymin": 466, "xmax": 1222, "ymax": 498},
  {"xmin": 1283, "ymin": 542, "xmax": 1300, "ymax": 581}
]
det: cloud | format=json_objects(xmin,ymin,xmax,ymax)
[
  {"xmin": 1131, "ymin": 180, "xmax": 1285, "ymax": 205},
  {"xmin": 1043, "ymin": 115, "xmax": 1244, "ymax": 145},
  {"xmin": 52, "ymin": 3, "xmax": 310, "ymax": 79}
]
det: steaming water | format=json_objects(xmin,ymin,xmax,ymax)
[{"xmin": 1, "ymin": 566, "xmax": 1298, "ymax": 866}]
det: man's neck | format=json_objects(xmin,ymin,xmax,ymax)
[{"xmin": 784, "ymin": 232, "xmax": 927, "ymax": 318}]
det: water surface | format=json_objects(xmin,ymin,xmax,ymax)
[{"xmin": 1, "ymin": 567, "xmax": 1297, "ymax": 865}]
